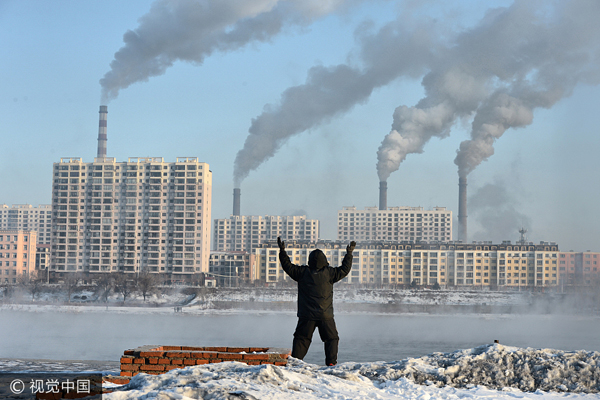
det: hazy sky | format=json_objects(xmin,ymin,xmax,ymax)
[{"xmin": 1, "ymin": 0, "xmax": 599, "ymax": 251}]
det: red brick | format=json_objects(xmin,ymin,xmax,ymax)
[
  {"xmin": 165, "ymin": 365, "xmax": 182, "ymax": 371},
  {"xmin": 205, "ymin": 347, "xmax": 227, "ymax": 352},
  {"xmin": 120, "ymin": 371, "xmax": 132, "ymax": 377},
  {"xmin": 209, "ymin": 359, "xmax": 222, "ymax": 363},
  {"xmin": 121, "ymin": 364, "xmax": 140, "ymax": 371},
  {"xmin": 140, "ymin": 364, "xmax": 165, "ymax": 372},
  {"xmin": 181, "ymin": 346, "xmax": 204, "ymax": 351},
  {"xmin": 158, "ymin": 358, "xmax": 171, "ymax": 365},
  {"xmin": 162, "ymin": 346, "xmax": 182, "ymax": 351},
  {"xmin": 196, "ymin": 360, "xmax": 208, "ymax": 365},
  {"xmin": 249, "ymin": 347, "xmax": 269, "ymax": 352},
  {"xmin": 140, "ymin": 351, "xmax": 165, "ymax": 357},
  {"xmin": 105, "ymin": 376, "xmax": 130, "ymax": 385},
  {"xmin": 171, "ymin": 359, "xmax": 183, "ymax": 365},
  {"xmin": 148, "ymin": 358, "xmax": 159, "ymax": 364},
  {"xmin": 274, "ymin": 362, "xmax": 287, "ymax": 366},
  {"xmin": 120, "ymin": 357, "xmax": 134, "ymax": 364},
  {"xmin": 133, "ymin": 358, "xmax": 145, "ymax": 364},
  {"xmin": 184, "ymin": 359, "xmax": 196, "ymax": 366},
  {"xmin": 124, "ymin": 350, "xmax": 135, "ymax": 356},
  {"xmin": 243, "ymin": 354, "xmax": 269, "ymax": 360},
  {"xmin": 190, "ymin": 352, "xmax": 209, "ymax": 358},
  {"xmin": 219, "ymin": 353, "xmax": 243, "ymax": 360},
  {"xmin": 166, "ymin": 351, "xmax": 190, "ymax": 358},
  {"xmin": 227, "ymin": 347, "xmax": 249, "ymax": 353},
  {"xmin": 246, "ymin": 361, "xmax": 261, "ymax": 365}
]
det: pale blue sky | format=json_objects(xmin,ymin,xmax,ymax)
[{"xmin": 1, "ymin": 0, "xmax": 599, "ymax": 251}]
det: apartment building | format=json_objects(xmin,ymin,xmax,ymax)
[
  {"xmin": 208, "ymin": 251, "xmax": 254, "ymax": 286},
  {"xmin": 0, "ymin": 230, "xmax": 37, "ymax": 284},
  {"xmin": 36, "ymin": 244, "xmax": 51, "ymax": 282},
  {"xmin": 0, "ymin": 204, "xmax": 52, "ymax": 244},
  {"xmin": 213, "ymin": 215, "xmax": 319, "ymax": 252},
  {"xmin": 338, "ymin": 206, "xmax": 452, "ymax": 243},
  {"xmin": 50, "ymin": 157, "xmax": 211, "ymax": 282},
  {"xmin": 558, "ymin": 251, "xmax": 600, "ymax": 286},
  {"xmin": 253, "ymin": 240, "xmax": 561, "ymax": 288}
]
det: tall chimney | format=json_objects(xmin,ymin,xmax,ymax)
[
  {"xmin": 458, "ymin": 177, "xmax": 467, "ymax": 242},
  {"xmin": 233, "ymin": 188, "xmax": 241, "ymax": 216},
  {"xmin": 379, "ymin": 181, "xmax": 387, "ymax": 210},
  {"xmin": 97, "ymin": 105, "xmax": 108, "ymax": 158}
]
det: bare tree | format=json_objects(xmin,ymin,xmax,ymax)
[
  {"xmin": 113, "ymin": 273, "xmax": 136, "ymax": 303},
  {"xmin": 95, "ymin": 274, "xmax": 113, "ymax": 303},
  {"xmin": 62, "ymin": 274, "xmax": 80, "ymax": 303},
  {"xmin": 136, "ymin": 270, "xmax": 158, "ymax": 302},
  {"xmin": 0, "ymin": 284, "xmax": 15, "ymax": 301},
  {"xmin": 18, "ymin": 272, "xmax": 45, "ymax": 301}
]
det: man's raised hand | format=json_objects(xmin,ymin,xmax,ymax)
[
  {"xmin": 277, "ymin": 236, "xmax": 285, "ymax": 251},
  {"xmin": 346, "ymin": 241, "xmax": 356, "ymax": 254}
]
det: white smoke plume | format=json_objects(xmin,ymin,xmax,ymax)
[
  {"xmin": 100, "ymin": 0, "xmax": 357, "ymax": 103},
  {"xmin": 451, "ymin": 0, "xmax": 600, "ymax": 178},
  {"xmin": 469, "ymin": 180, "xmax": 532, "ymax": 243},
  {"xmin": 380, "ymin": 0, "xmax": 600, "ymax": 182},
  {"xmin": 233, "ymin": 17, "xmax": 439, "ymax": 186}
]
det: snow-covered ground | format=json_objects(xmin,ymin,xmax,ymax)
[
  {"xmin": 103, "ymin": 344, "xmax": 600, "ymax": 399},
  {"xmin": 0, "ymin": 285, "xmax": 562, "ymax": 308}
]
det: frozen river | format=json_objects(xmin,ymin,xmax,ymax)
[{"xmin": 1, "ymin": 309, "xmax": 599, "ymax": 366}]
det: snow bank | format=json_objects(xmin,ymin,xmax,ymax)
[
  {"xmin": 338, "ymin": 344, "xmax": 600, "ymax": 394},
  {"xmin": 104, "ymin": 345, "xmax": 600, "ymax": 399}
]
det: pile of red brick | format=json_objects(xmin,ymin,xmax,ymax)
[{"xmin": 119, "ymin": 345, "xmax": 291, "ymax": 378}]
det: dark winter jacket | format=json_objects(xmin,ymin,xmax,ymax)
[{"xmin": 279, "ymin": 248, "xmax": 352, "ymax": 320}]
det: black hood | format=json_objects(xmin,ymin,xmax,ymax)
[{"xmin": 308, "ymin": 249, "xmax": 329, "ymax": 270}]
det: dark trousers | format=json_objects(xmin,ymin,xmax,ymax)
[{"xmin": 292, "ymin": 318, "xmax": 339, "ymax": 365}]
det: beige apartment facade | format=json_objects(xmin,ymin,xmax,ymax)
[
  {"xmin": 1, "ymin": 204, "xmax": 52, "ymax": 244},
  {"xmin": 213, "ymin": 215, "xmax": 319, "ymax": 252},
  {"xmin": 252, "ymin": 240, "xmax": 562, "ymax": 288},
  {"xmin": 0, "ymin": 230, "xmax": 37, "ymax": 284},
  {"xmin": 208, "ymin": 251, "xmax": 254, "ymax": 287},
  {"xmin": 50, "ymin": 157, "xmax": 211, "ymax": 282},
  {"xmin": 338, "ymin": 206, "xmax": 452, "ymax": 243}
]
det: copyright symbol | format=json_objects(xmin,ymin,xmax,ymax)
[{"xmin": 10, "ymin": 379, "xmax": 25, "ymax": 394}]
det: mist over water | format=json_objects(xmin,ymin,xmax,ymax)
[{"xmin": 0, "ymin": 311, "xmax": 598, "ymax": 365}]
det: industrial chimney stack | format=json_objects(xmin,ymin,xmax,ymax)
[
  {"xmin": 97, "ymin": 105, "xmax": 108, "ymax": 158},
  {"xmin": 458, "ymin": 177, "xmax": 467, "ymax": 242},
  {"xmin": 233, "ymin": 188, "xmax": 241, "ymax": 216},
  {"xmin": 379, "ymin": 181, "xmax": 387, "ymax": 210}
]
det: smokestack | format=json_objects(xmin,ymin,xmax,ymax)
[
  {"xmin": 233, "ymin": 188, "xmax": 241, "ymax": 216},
  {"xmin": 458, "ymin": 177, "xmax": 467, "ymax": 242},
  {"xmin": 97, "ymin": 105, "xmax": 108, "ymax": 158},
  {"xmin": 379, "ymin": 181, "xmax": 387, "ymax": 210}
]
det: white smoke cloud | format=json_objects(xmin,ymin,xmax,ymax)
[
  {"xmin": 469, "ymin": 180, "xmax": 532, "ymax": 243},
  {"xmin": 233, "ymin": 16, "xmax": 439, "ymax": 186},
  {"xmin": 100, "ymin": 0, "xmax": 357, "ymax": 103},
  {"xmin": 378, "ymin": 0, "xmax": 600, "ymax": 181}
]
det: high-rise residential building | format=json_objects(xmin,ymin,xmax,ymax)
[
  {"xmin": 213, "ymin": 215, "xmax": 319, "ymax": 252},
  {"xmin": 253, "ymin": 239, "xmax": 561, "ymax": 288},
  {"xmin": 208, "ymin": 251, "xmax": 254, "ymax": 286},
  {"xmin": 50, "ymin": 157, "xmax": 211, "ymax": 282},
  {"xmin": 0, "ymin": 230, "xmax": 37, "ymax": 284},
  {"xmin": 1, "ymin": 204, "xmax": 52, "ymax": 244},
  {"xmin": 337, "ymin": 206, "xmax": 452, "ymax": 243}
]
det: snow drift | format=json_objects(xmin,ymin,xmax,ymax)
[{"xmin": 104, "ymin": 344, "xmax": 600, "ymax": 399}]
